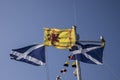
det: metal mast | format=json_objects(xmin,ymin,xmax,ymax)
[{"xmin": 73, "ymin": 25, "xmax": 82, "ymax": 80}]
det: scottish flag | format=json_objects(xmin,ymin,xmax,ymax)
[
  {"xmin": 10, "ymin": 44, "xmax": 46, "ymax": 66},
  {"xmin": 69, "ymin": 42, "xmax": 105, "ymax": 65}
]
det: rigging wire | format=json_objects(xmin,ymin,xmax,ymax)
[
  {"xmin": 45, "ymin": 47, "xmax": 50, "ymax": 80},
  {"xmin": 73, "ymin": 0, "xmax": 77, "ymax": 26},
  {"xmin": 102, "ymin": 61, "xmax": 120, "ymax": 80},
  {"xmin": 91, "ymin": 44, "xmax": 120, "ymax": 80}
]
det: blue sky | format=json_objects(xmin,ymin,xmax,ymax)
[{"xmin": 0, "ymin": 0, "xmax": 120, "ymax": 80}]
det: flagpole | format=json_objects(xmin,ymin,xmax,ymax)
[
  {"xmin": 73, "ymin": 25, "xmax": 82, "ymax": 80},
  {"xmin": 76, "ymin": 59, "xmax": 82, "ymax": 80}
]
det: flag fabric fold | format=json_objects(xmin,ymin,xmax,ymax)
[
  {"xmin": 10, "ymin": 44, "xmax": 46, "ymax": 66},
  {"xmin": 69, "ymin": 42, "xmax": 105, "ymax": 65},
  {"xmin": 44, "ymin": 27, "xmax": 76, "ymax": 49}
]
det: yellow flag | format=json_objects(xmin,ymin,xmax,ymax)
[{"xmin": 44, "ymin": 27, "xmax": 76, "ymax": 49}]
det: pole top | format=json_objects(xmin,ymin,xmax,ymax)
[
  {"xmin": 72, "ymin": 25, "xmax": 80, "ymax": 41},
  {"xmin": 72, "ymin": 25, "xmax": 77, "ymax": 29}
]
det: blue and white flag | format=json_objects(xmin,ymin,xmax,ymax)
[
  {"xmin": 10, "ymin": 44, "xmax": 46, "ymax": 66},
  {"xmin": 69, "ymin": 42, "xmax": 105, "ymax": 65}
]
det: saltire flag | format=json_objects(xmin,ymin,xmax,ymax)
[
  {"xmin": 44, "ymin": 27, "xmax": 76, "ymax": 49},
  {"xmin": 10, "ymin": 44, "xmax": 46, "ymax": 66},
  {"xmin": 69, "ymin": 42, "xmax": 105, "ymax": 65}
]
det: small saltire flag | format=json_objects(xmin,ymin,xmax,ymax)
[
  {"xmin": 44, "ymin": 26, "xmax": 76, "ymax": 49},
  {"xmin": 69, "ymin": 42, "xmax": 105, "ymax": 65},
  {"xmin": 10, "ymin": 44, "xmax": 46, "ymax": 66}
]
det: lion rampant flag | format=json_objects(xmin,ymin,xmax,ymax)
[{"xmin": 44, "ymin": 27, "xmax": 76, "ymax": 49}]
